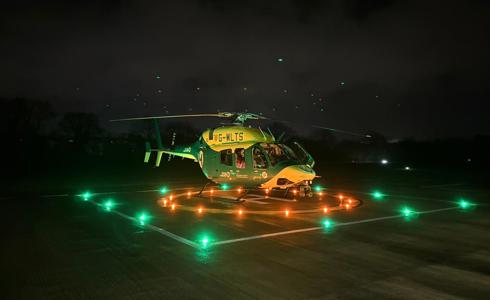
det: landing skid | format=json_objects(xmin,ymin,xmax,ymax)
[
  {"xmin": 195, "ymin": 182, "xmax": 247, "ymax": 204},
  {"xmin": 196, "ymin": 182, "xmax": 213, "ymax": 197}
]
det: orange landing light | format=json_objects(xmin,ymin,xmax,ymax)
[
  {"xmin": 293, "ymin": 189, "xmax": 297, "ymax": 195},
  {"xmin": 171, "ymin": 203, "xmax": 176, "ymax": 211},
  {"xmin": 345, "ymin": 204, "xmax": 351, "ymax": 210},
  {"xmin": 197, "ymin": 207, "xmax": 203, "ymax": 214},
  {"xmin": 348, "ymin": 199, "xmax": 352, "ymax": 204},
  {"xmin": 187, "ymin": 191, "xmax": 191, "ymax": 197},
  {"xmin": 210, "ymin": 189, "xmax": 214, "ymax": 194},
  {"xmin": 285, "ymin": 209, "xmax": 290, "ymax": 217},
  {"xmin": 238, "ymin": 209, "xmax": 243, "ymax": 215},
  {"xmin": 323, "ymin": 207, "xmax": 329, "ymax": 213},
  {"xmin": 169, "ymin": 195, "xmax": 173, "ymax": 201},
  {"xmin": 238, "ymin": 188, "xmax": 242, "ymax": 193},
  {"xmin": 163, "ymin": 199, "xmax": 168, "ymax": 207},
  {"xmin": 339, "ymin": 194, "xmax": 344, "ymax": 200},
  {"xmin": 318, "ymin": 192, "xmax": 323, "ymax": 196}
]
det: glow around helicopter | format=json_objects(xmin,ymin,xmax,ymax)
[{"xmin": 111, "ymin": 112, "xmax": 368, "ymax": 198}]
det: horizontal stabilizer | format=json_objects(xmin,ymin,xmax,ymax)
[{"xmin": 156, "ymin": 151, "xmax": 164, "ymax": 167}]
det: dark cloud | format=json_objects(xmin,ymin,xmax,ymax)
[{"xmin": 1, "ymin": 0, "xmax": 489, "ymax": 138}]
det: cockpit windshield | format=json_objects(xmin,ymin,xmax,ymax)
[{"xmin": 258, "ymin": 142, "xmax": 312, "ymax": 166}]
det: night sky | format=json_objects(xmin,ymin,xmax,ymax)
[{"xmin": 2, "ymin": 1, "xmax": 489, "ymax": 139}]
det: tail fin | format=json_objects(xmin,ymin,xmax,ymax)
[
  {"xmin": 138, "ymin": 118, "xmax": 197, "ymax": 166},
  {"xmin": 153, "ymin": 119, "xmax": 163, "ymax": 149},
  {"xmin": 144, "ymin": 142, "xmax": 151, "ymax": 163}
]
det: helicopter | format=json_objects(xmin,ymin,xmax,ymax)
[{"xmin": 111, "ymin": 112, "xmax": 368, "ymax": 200}]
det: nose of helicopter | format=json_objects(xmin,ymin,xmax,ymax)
[
  {"xmin": 261, "ymin": 164, "xmax": 316, "ymax": 189},
  {"xmin": 282, "ymin": 164, "xmax": 316, "ymax": 183}
]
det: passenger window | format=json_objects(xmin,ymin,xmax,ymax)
[
  {"xmin": 220, "ymin": 149, "xmax": 233, "ymax": 166},
  {"xmin": 235, "ymin": 148, "xmax": 246, "ymax": 169},
  {"xmin": 252, "ymin": 147, "xmax": 268, "ymax": 169}
]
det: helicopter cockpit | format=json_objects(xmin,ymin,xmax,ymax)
[{"xmin": 251, "ymin": 142, "xmax": 314, "ymax": 169}]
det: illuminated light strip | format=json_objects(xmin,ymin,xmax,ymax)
[
  {"xmin": 211, "ymin": 206, "xmax": 461, "ymax": 247},
  {"xmin": 89, "ymin": 200, "xmax": 200, "ymax": 249},
  {"xmin": 168, "ymin": 191, "xmax": 350, "ymax": 214}
]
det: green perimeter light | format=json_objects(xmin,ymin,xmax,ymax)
[
  {"xmin": 81, "ymin": 191, "xmax": 92, "ymax": 201},
  {"xmin": 458, "ymin": 199, "xmax": 471, "ymax": 209},
  {"xmin": 137, "ymin": 212, "xmax": 148, "ymax": 225},
  {"xmin": 198, "ymin": 233, "xmax": 213, "ymax": 249},
  {"xmin": 372, "ymin": 190, "xmax": 384, "ymax": 200},
  {"xmin": 323, "ymin": 218, "xmax": 334, "ymax": 229},
  {"xmin": 401, "ymin": 206, "xmax": 414, "ymax": 217},
  {"xmin": 159, "ymin": 186, "xmax": 169, "ymax": 195},
  {"xmin": 314, "ymin": 185, "xmax": 322, "ymax": 192},
  {"xmin": 220, "ymin": 184, "xmax": 230, "ymax": 191},
  {"xmin": 201, "ymin": 237, "xmax": 209, "ymax": 248},
  {"xmin": 103, "ymin": 199, "xmax": 114, "ymax": 211}
]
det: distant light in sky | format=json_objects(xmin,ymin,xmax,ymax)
[
  {"xmin": 277, "ymin": 58, "xmax": 284, "ymax": 62},
  {"xmin": 381, "ymin": 159, "xmax": 389, "ymax": 165}
]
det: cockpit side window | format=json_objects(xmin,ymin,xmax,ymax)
[
  {"xmin": 220, "ymin": 149, "xmax": 233, "ymax": 166},
  {"xmin": 252, "ymin": 146, "xmax": 268, "ymax": 169}
]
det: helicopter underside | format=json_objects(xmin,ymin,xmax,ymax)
[{"xmin": 259, "ymin": 165, "xmax": 316, "ymax": 189}]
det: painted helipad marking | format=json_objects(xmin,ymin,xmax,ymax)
[
  {"xmin": 89, "ymin": 200, "xmax": 200, "ymax": 249},
  {"xmin": 216, "ymin": 194, "xmax": 268, "ymax": 204},
  {"xmin": 421, "ymin": 183, "xmax": 465, "ymax": 188},
  {"xmin": 211, "ymin": 206, "xmax": 460, "ymax": 246}
]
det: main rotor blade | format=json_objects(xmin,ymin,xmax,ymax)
[
  {"xmin": 269, "ymin": 118, "xmax": 371, "ymax": 138},
  {"xmin": 110, "ymin": 112, "xmax": 234, "ymax": 122},
  {"xmin": 313, "ymin": 125, "xmax": 371, "ymax": 138}
]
